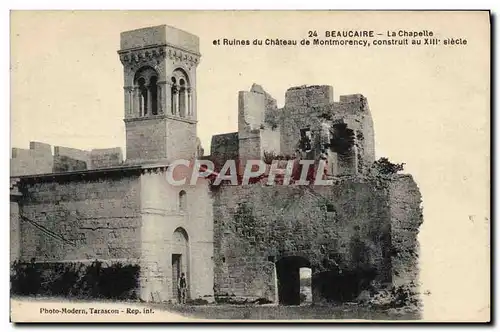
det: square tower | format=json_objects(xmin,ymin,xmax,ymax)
[{"xmin": 118, "ymin": 25, "xmax": 201, "ymax": 163}]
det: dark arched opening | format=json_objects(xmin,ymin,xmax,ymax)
[
  {"xmin": 276, "ymin": 256, "xmax": 311, "ymax": 305},
  {"xmin": 312, "ymin": 268, "xmax": 377, "ymax": 303},
  {"xmin": 150, "ymin": 76, "xmax": 158, "ymax": 115},
  {"xmin": 330, "ymin": 123, "xmax": 356, "ymax": 175},
  {"xmin": 172, "ymin": 227, "xmax": 190, "ymax": 303},
  {"xmin": 178, "ymin": 190, "xmax": 187, "ymax": 211},
  {"xmin": 134, "ymin": 66, "xmax": 159, "ymax": 117},
  {"xmin": 170, "ymin": 68, "xmax": 190, "ymax": 118}
]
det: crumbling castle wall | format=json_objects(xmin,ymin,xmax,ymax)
[
  {"xmin": 53, "ymin": 146, "xmax": 91, "ymax": 173},
  {"xmin": 237, "ymin": 84, "xmax": 280, "ymax": 162},
  {"xmin": 280, "ymin": 86, "xmax": 334, "ymax": 159},
  {"xmin": 11, "ymin": 142, "xmax": 54, "ymax": 176},
  {"xmin": 388, "ymin": 175, "xmax": 423, "ymax": 289},
  {"xmin": 229, "ymin": 84, "xmax": 376, "ymax": 177},
  {"xmin": 212, "ymin": 174, "xmax": 422, "ymax": 304},
  {"xmin": 15, "ymin": 171, "xmax": 142, "ymax": 263},
  {"xmin": 10, "ymin": 141, "xmax": 125, "ymax": 177},
  {"xmin": 212, "ymin": 179, "xmax": 396, "ymax": 303},
  {"xmin": 210, "ymin": 132, "xmax": 239, "ymax": 169}
]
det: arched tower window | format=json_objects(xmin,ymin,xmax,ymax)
[
  {"xmin": 134, "ymin": 66, "xmax": 159, "ymax": 117},
  {"xmin": 179, "ymin": 190, "xmax": 187, "ymax": 211},
  {"xmin": 170, "ymin": 69, "xmax": 191, "ymax": 118}
]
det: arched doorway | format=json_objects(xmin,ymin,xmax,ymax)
[
  {"xmin": 172, "ymin": 227, "xmax": 189, "ymax": 302},
  {"xmin": 276, "ymin": 256, "xmax": 312, "ymax": 305}
]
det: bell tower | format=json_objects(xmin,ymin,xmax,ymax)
[{"xmin": 118, "ymin": 24, "xmax": 201, "ymax": 163}]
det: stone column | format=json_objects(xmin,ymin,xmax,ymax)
[
  {"xmin": 132, "ymin": 87, "xmax": 139, "ymax": 117},
  {"xmin": 187, "ymin": 87, "xmax": 192, "ymax": 117},
  {"xmin": 161, "ymin": 81, "xmax": 170, "ymax": 115},
  {"xmin": 172, "ymin": 85, "xmax": 178, "ymax": 116},
  {"xmin": 124, "ymin": 87, "xmax": 132, "ymax": 118}
]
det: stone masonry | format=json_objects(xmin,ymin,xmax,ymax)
[
  {"xmin": 212, "ymin": 175, "xmax": 421, "ymax": 303},
  {"xmin": 10, "ymin": 24, "xmax": 422, "ymax": 305}
]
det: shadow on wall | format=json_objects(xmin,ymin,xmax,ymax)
[
  {"xmin": 275, "ymin": 255, "xmax": 378, "ymax": 305},
  {"xmin": 312, "ymin": 268, "xmax": 378, "ymax": 303}
]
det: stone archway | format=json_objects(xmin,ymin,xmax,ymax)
[
  {"xmin": 171, "ymin": 227, "xmax": 189, "ymax": 302},
  {"xmin": 275, "ymin": 256, "xmax": 312, "ymax": 305}
]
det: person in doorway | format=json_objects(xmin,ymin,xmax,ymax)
[{"xmin": 178, "ymin": 272, "xmax": 187, "ymax": 304}]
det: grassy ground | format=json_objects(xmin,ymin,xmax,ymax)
[
  {"xmin": 149, "ymin": 302, "xmax": 420, "ymax": 321},
  {"xmin": 11, "ymin": 296, "xmax": 420, "ymax": 321}
]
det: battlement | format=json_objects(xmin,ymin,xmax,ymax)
[{"xmin": 10, "ymin": 142, "xmax": 124, "ymax": 177}]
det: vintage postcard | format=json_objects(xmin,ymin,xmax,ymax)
[{"xmin": 9, "ymin": 10, "xmax": 490, "ymax": 323}]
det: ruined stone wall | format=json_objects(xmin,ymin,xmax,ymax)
[
  {"xmin": 16, "ymin": 173, "xmax": 142, "ymax": 263},
  {"xmin": 284, "ymin": 85, "xmax": 334, "ymax": 108},
  {"xmin": 388, "ymin": 175, "xmax": 423, "ymax": 289},
  {"xmin": 138, "ymin": 169, "xmax": 214, "ymax": 303},
  {"xmin": 237, "ymin": 84, "xmax": 280, "ymax": 164},
  {"xmin": 260, "ymin": 126, "xmax": 281, "ymax": 156},
  {"xmin": 212, "ymin": 180, "xmax": 394, "ymax": 303},
  {"xmin": 209, "ymin": 132, "xmax": 239, "ymax": 169},
  {"xmin": 238, "ymin": 89, "xmax": 265, "ymax": 162},
  {"xmin": 11, "ymin": 142, "xmax": 124, "ymax": 176},
  {"xmin": 11, "ymin": 142, "xmax": 53, "ymax": 176},
  {"xmin": 241, "ymin": 86, "xmax": 377, "ymax": 176},
  {"xmin": 279, "ymin": 86, "xmax": 334, "ymax": 159},
  {"xmin": 279, "ymin": 107, "xmax": 327, "ymax": 158},
  {"xmin": 336, "ymin": 95, "xmax": 376, "ymax": 172},
  {"xmin": 90, "ymin": 148, "xmax": 123, "ymax": 169},
  {"xmin": 53, "ymin": 146, "xmax": 91, "ymax": 172}
]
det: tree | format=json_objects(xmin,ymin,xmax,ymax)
[{"xmin": 373, "ymin": 157, "xmax": 405, "ymax": 175}]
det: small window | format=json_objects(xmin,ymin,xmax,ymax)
[
  {"xmin": 299, "ymin": 128, "xmax": 312, "ymax": 152},
  {"xmin": 179, "ymin": 190, "xmax": 187, "ymax": 211},
  {"xmin": 326, "ymin": 203, "xmax": 335, "ymax": 212}
]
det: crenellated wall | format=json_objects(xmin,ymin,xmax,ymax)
[
  {"xmin": 11, "ymin": 142, "xmax": 54, "ymax": 176},
  {"xmin": 10, "ymin": 142, "xmax": 125, "ymax": 177}
]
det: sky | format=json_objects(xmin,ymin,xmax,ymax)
[{"xmin": 10, "ymin": 11, "xmax": 490, "ymax": 321}]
